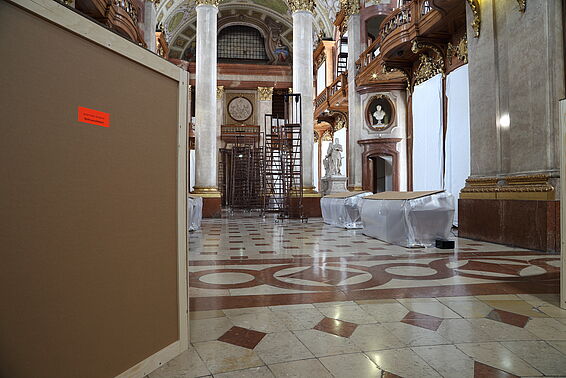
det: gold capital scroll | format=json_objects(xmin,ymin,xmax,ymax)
[
  {"xmin": 517, "ymin": 0, "xmax": 526, "ymax": 12},
  {"xmin": 195, "ymin": 0, "xmax": 220, "ymax": 6},
  {"xmin": 465, "ymin": 0, "xmax": 481, "ymax": 38},
  {"xmin": 286, "ymin": 0, "xmax": 315, "ymax": 13},
  {"xmin": 257, "ymin": 87, "xmax": 274, "ymax": 101},
  {"xmin": 216, "ymin": 86, "xmax": 224, "ymax": 100},
  {"xmin": 340, "ymin": 0, "xmax": 360, "ymax": 18}
]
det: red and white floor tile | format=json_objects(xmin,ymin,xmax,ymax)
[{"xmin": 149, "ymin": 212, "xmax": 566, "ymax": 378}]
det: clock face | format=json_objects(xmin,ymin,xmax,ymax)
[{"xmin": 228, "ymin": 97, "xmax": 253, "ymax": 122}]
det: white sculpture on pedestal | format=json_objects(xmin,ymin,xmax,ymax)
[
  {"xmin": 323, "ymin": 138, "xmax": 343, "ymax": 177},
  {"xmin": 321, "ymin": 137, "xmax": 348, "ymax": 195}
]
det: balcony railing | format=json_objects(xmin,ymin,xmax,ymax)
[
  {"xmin": 380, "ymin": 3, "xmax": 412, "ymax": 40},
  {"xmin": 356, "ymin": 38, "xmax": 381, "ymax": 75}
]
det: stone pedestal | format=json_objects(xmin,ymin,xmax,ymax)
[{"xmin": 321, "ymin": 175, "xmax": 348, "ymax": 196}]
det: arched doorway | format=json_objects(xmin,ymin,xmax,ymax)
[{"xmin": 358, "ymin": 138, "xmax": 401, "ymax": 193}]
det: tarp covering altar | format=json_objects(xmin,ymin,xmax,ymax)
[{"xmin": 321, "ymin": 191, "xmax": 372, "ymax": 229}]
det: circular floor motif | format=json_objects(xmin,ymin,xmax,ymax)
[
  {"xmin": 385, "ymin": 266, "xmax": 438, "ymax": 277},
  {"xmin": 199, "ymin": 272, "xmax": 255, "ymax": 285}
]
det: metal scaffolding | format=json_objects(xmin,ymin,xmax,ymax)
[{"xmin": 262, "ymin": 94, "xmax": 305, "ymax": 220}]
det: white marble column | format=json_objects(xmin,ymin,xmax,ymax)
[
  {"xmin": 142, "ymin": 1, "xmax": 157, "ymax": 53},
  {"xmin": 257, "ymin": 87, "xmax": 273, "ymax": 129},
  {"xmin": 289, "ymin": 1, "xmax": 316, "ymax": 193},
  {"xmin": 193, "ymin": 0, "xmax": 219, "ymax": 195},
  {"xmin": 346, "ymin": 7, "xmax": 364, "ymax": 190}
]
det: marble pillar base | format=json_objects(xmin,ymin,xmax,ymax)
[
  {"xmin": 321, "ymin": 175, "xmax": 348, "ymax": 196},
  {"xmin": 459, "ymin": 199, "xmax": 560, "ymax": 252},
  {"xmin": 191, "ymin": 188, "xmax": 222, "ymax": 218}
]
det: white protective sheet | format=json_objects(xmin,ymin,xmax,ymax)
[
  {"xmin": 412, "ymin": 74, "xmax": 444, "ymax": 191},
  {"xmin": 360, "ymin": 192, "xmax": 454, "ymax": 247},
  {"xmin": 321, "ymin": 192, "xmax": 372, "ymax": 229},
  {"xmin": 445, "ymin": 65, "xmax": 471, "ymax": 226},
  {"xmin": 188, "ymin": 196, "xmax": 203, "ymax": 231}
]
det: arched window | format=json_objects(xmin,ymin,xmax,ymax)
[{"xmin": 217, "ymin": 25, "xmax": 269, "ymax": 63}]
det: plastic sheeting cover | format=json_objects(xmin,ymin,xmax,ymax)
[
  {"xmin": 321, "ymin": 192, "xmax": 372, "ymax": 229},
  {"xmin": 188, "ymin": 196, "xmax": 203, "ymax": 231},
  {"xmin": 360, "ymin": 191, "xmax": 454, "ymax": 247}
]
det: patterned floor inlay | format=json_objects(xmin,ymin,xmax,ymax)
[
  {"xmin": 400, "ymin": 311, "xmax": 444, "ymax": 331},
  {"xmin": 473, "ymin": 361, "xmax": 519, "ymax": 378},
  {"xmin": 149, "ymin": 212, "xmax": 566, "ymax": 378},
  {"xmin": 314, "ymin": 317, "xmax": 358, "ymax": 338},
  {"xmin": 218, "ymin": 326, "xmax": 266, "ymax": 349},
  {"xmin": 486, "ymin": 309, "xmax": 530, "ymax": 328}
]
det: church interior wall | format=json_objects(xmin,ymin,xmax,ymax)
[{"xmin": 358, "ymin": 89, "xmax": 408, "ymax": 191}]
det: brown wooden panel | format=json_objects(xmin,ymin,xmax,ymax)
[{"xmin": 0, "ymin": 3, "xmax": 179, "ymax": 377}]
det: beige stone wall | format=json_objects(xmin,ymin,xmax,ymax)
[{"xmin": 467, "ymin": 0, "xmax": 565, "ymax": 177}]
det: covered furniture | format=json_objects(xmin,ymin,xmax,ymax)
[
  {"xmin": 360, "ymin": 191, "xmax": 454, "ymax": 247},
  {"xmin": 188, "ymin": 195, "xmax": 203, "ymax": 231},
  {"xmin": 321, "ymin": 191, "xmax": 372, "ymax": 229}
]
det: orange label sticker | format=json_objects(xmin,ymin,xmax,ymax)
[{"xmin": 78, "ymin": 106, "xmax": 110, "ymax": 128}]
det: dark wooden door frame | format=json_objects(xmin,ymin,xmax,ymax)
[{"xmin": 358, "ymin": 138, "xmax": 402, "ymax": 192}]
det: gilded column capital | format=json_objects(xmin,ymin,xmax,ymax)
[
  {"xmin": 195, "ymin": 0, "xmax": 220, "ymax": 6},
  {"xmin": 517, "ymin": 0, "xmax": 526, "ymax": 12},
  {"xmin": 339, "ymin": 0, "xmax": 360, "ymax": 18},
  {"xmin": 286, "ymin": 0, "xmax": 315, "ymax": 13},
  {"xmin": 216, "ymin": 86, "xmax": 224, "ymax": 100},
  {"xmin": 257, "ymin": 87, "xmax": 274, "ymax": 101}
]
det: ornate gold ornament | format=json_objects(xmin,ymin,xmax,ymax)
[
  {"xmin": 314, "ymin": 131, "xmax": 319, "ymax": 143},
  {"xmin": 339, "ymin": 0, "xmax": 360, "ymax": 18},
  {"xmin": 315, "ymin": 52, "xmax": 326, "ymax": 70},
  {"xmin": 286, "ymin": 0, "xmax": 315, "ymax": 13},
  {"xmin": 195, "ymin": 0, "xmax": 220, "ymax": 6},
  {"xmin": 257, "ymin": 87, "xmax": 274, "ymax": 101},
  {"xmin": 321, "ymin": 130, "xmax": 333, "ymax": 141},
  {"xmin": 334, "ymin": 118, "xmax": 346, "ymax": 131},
  {"xmin": 465, "ymin": 0, "xmax": 481, "ymax": 38},
  {"xmin": 216, "ymin": 86, "xmax": 225, "ymax": 100},
  {"xmin": 447, "ymin": 35, "xmax": 468, "ymax": 64},
  {"xmin": 381, "ymin": 64, "xmax": 411, "ymax": 92},
  {"xmin": 411, "ymin": 41, "xmax": 444, "ymax": 86},
  {"xmin": 517, "ymin": 0, "xmax": 526, "ymax": 12}
]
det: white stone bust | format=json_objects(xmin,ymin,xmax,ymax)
[{"xmin": 373, "ymin": 104, "xmax": 386, "ymax": 125}]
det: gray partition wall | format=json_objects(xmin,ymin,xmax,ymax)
[{"xmin": 0, "ymin": 1, "xmax": 188, "ymax": 377}]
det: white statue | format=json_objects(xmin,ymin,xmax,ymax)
[
  {"xmin": 373, "ymin": 104, "xmax": 386, "ymax": 125},
  {"xmin": 323, "ymin": 138, "xmax": 343, "ymax": 177}
]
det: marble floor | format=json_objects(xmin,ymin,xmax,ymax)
[{"xmin": 150, "ymin": 212, "xmax": 566, "ymax": 378}]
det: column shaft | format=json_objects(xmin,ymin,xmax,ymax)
[
  {"xmin": 292, "ymin": 11, "xmax": 315, "ymax": 192},
  {"xmin": 194, "ymin": 4, "xmax": 218, "ymax": 192},
  {"xmin": 347, "ymin": 13, "xmax": 363, "ymax": 190}
]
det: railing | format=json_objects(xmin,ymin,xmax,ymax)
[
  {"xmin": 380, "ymin": 3, "xmax": 412, "ymax": 40},
  {"xmin": 356, "ymin": 38, "xmax": 381, "ymax": 74},
  {"xmin": 221, "ymin": 124, "xmax": 260, "ymax": 135},
  {"xmin": 113, "ymin": 0, "xmax": 139, "ymax": 23},
  {"xmin": 314, "ymin": 90, "xmax": 328, "ymax": 109},
  {"xmin": 378, "ymin": 0, "xmax": 442, "ymax": 42},
  {"xmin": 328, "ymin": 72, "xmax": 347, "ymax": 98}
]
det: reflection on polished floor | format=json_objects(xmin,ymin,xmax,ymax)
[{"xmin": 150, "ymin": 212, "xmax": 566, "ymax": 378}]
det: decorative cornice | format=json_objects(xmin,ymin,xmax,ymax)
[
  {"xmin": 339, "ymin": 0, "xmax": 360, "ymax": 18},
  {"xmin": 257, "ymin": 87, "xmax": 274, "ymax": 101},
  {"xmin": 447, "ymin": 35, "xmax": 468, "ymax": 64},
  {"xmin": 465, "ymin": 0, "xmax": 481, "ymax": 38},
  {"xmin": 195, "ymin": 0, "xmax": 220, "ymax": 6},
  {"xmin": 460, "ymin": 174, "xmax": 554, "ymax": 200},
  {"xmin": 517, "ymin": 0, "xmax": 526, "ymax": 12},
  {"xmin": 286, "ymin": 0, "xmax": 315, "ymax": 13},
  {"xmin": 216, "ymin": 86, "xmax": 224, "ymax": 100}
]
